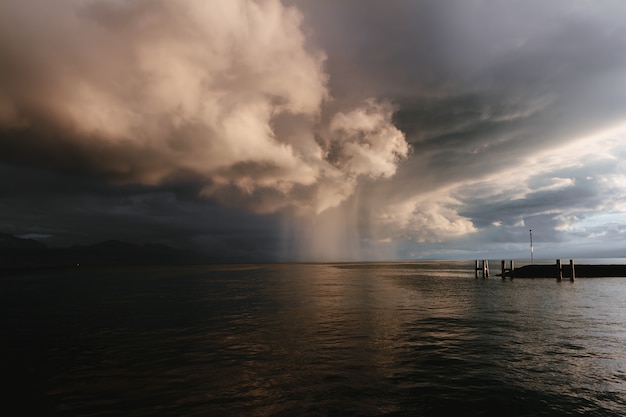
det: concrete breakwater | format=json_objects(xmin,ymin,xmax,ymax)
[
  {"xmin": 510, "ymin": 263, "xmax": 626, "ymax": 278},
  {"xmin": 475, "ymin": 259, "xmax": 626, "ymax": 279}
]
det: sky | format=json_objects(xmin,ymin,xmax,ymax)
[{"xmin": 2, "ymin": 0, "xmax": 626, "ymax": 261}]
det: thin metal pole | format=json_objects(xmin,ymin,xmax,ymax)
[{"xmin": 529, "ymin": 229, "xmax": 534, "ymax": 265}]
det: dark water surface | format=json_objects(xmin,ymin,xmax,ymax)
[{"xmin": 2, "ymin": 262, "xmax": 626, "ymax": 416}]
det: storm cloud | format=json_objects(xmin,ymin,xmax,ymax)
[
  {"xmin": 3, "ymin": 0, "xmax": 626, "ymax": 260},
  {"xmin": 0, "ymin": 0, "xmax": 408, "ymax": 215}
]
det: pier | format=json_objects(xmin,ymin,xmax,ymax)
[{"xmin": 477, "ymin": 259, "xmax": 626, "ymax": 279}]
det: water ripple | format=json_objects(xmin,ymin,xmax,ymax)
[{"xmin": 2, "ymin": 263, "xmax": 626, "ymax": 416}]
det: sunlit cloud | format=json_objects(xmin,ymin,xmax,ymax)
[
  {"xmin": 0, "ymin": 0, "xmax": 408, "ymax": 217},
  {"xmin": 4, "ymin": 0, "xmax": 626, "ymax": 260}
]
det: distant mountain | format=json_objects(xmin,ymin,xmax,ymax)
[
  {"xmin": 0, "ymin": 234, "xmax": 209, "ymax": 269},
  {"xmin": 82, "ymin": 239, "xmax": 140, "ymax": 252},
  {"xmin": 73, "ymin": 240, "xmax": 180, "ymax": 254},
  {"xmin": 0, "ymin": 233, "xmax": 48, "ymax": 249}
]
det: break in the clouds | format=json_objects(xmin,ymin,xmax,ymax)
[{"xmin": 3, "ymin": 0, "xmax": 626, "ymax": 260}]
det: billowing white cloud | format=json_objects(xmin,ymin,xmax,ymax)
[
  {"xmin": 5, "ymin": 0, "xmax": 626, "ymax": 260},
  {"xmin": 0, "ymin": 0, "xmax": 408, "ymax": 215},
  {"xmin": 370, "ymin": 192, "xmax": 477, "ymax": 244}
]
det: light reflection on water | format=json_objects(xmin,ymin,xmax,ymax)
[{"xmin": 2, "ymin": 262, "xmax": 626, "ymax": 416}]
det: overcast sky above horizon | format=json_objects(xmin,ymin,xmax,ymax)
[{"xmin": 2, "ymin": 0, "xmax": 626, "ymax": 261}]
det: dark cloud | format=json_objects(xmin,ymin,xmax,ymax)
[
  {"xmin": 0, "ymin": 162, "xmax": 284, "ymax": 260},
  {"xmin": 3, "ymin": 0, "xmax": 626, "ymax": 260}
]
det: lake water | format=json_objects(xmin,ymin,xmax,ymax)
[{"xmin": 2, "ymin": 261, "xmax": 626, "ymax": 416}]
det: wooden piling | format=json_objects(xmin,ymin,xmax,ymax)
[
  {"xmin": 475, "ymin": 260, "xmax": 490, "ymax": 278},
  {"xmin": 556, "ymin": 259, "xmax": 562, "ymax": 281},
  {"xmin": 499, "ymin": 260, "xmax": 516, "ymax": 279},
  {"xmin": 570, "ymin": 259, "xmax": 575, "ymax": 282}
]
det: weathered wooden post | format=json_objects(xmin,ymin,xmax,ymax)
[
  {"xmin": 475, "ymin": 260, "xmax": 490, "ymax": 278},
  {"xmin": 510, "ymin": 260, "xmax": 515, "ymax": 271},
  {"xmin": 556, "ymin": 259, "xmax": 562, "ymax": 281},
  {"xmin": 570, "ymin": 259, "xmax": 575, "ymax": 282},
  {"xmin": 501, "ymin": 260, "xmax": 506, "ymax": 279}
]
